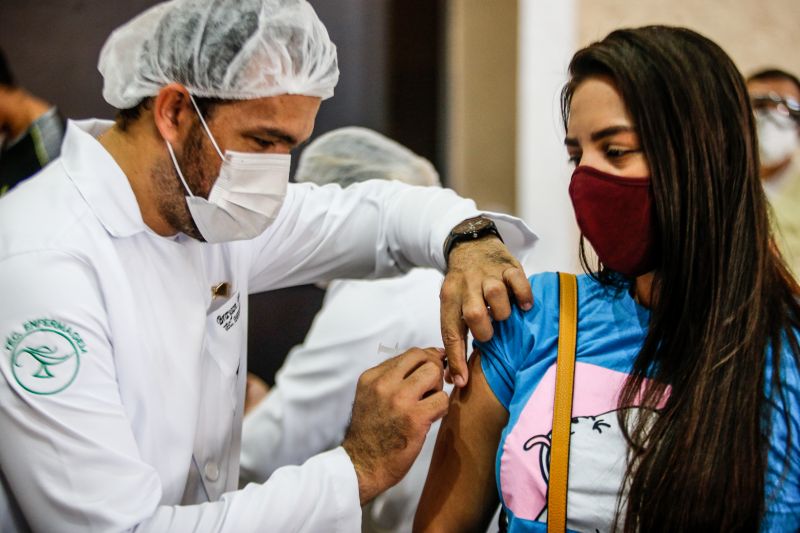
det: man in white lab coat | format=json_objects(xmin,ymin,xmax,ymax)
[{"xmin": 0, "ymin": 1, "xmax": 536, "ymax": 532}]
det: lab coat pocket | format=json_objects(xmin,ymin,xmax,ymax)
[
  {"xmin": 204, "ymin": 291, "xmax": 244, "ymax": 377},
  {"xmin": 189, "ymin": 291, "xmax": 245, "ymax": 500}
]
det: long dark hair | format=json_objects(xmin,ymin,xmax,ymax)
[{"xmin": 562, "ymin": 26, "xmax": 800, "ymax": 531}]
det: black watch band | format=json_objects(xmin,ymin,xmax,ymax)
[{"xmin": 443, "ymin": 216, "xmax": 503, "ymax": 264}]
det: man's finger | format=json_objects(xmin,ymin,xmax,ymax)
[
  {"xmin": 462, "ymin": 290, "xmax": 493, "ymax": 341},
  {"xmin": 402, "ymin": 360, "xmax": 444, "ymax": 399},
  {"xmin": 419, "ymin": 347, "xmax": 447, "ymax": 370},
  {"xmin": 503, "ymin": 266, "xmax": 533, "ymax": 311},
  {"xmin": 441, "ymin": 292, "xmax": 468, "ymax": 388},
  {"xmin": 418, "ymin": 390, "xmax": 450, "ymax": 422},
  {"xmin": 389, "ymin": 347, "xmax": 445, "ymax": 379},
  {"xmin": 440, "ymin": 277, "xmax": 468, "ymax": 385},
  {"xmin": 483, "ymin": 277, "xmax": 512, "ymax": 321}
]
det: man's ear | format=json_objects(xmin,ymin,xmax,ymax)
[{"xmin": 153, "ymin": 83, "xmax": 194, "ymax": 144}]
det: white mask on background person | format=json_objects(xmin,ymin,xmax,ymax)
[
  {"xmin": 165, "ymin": 95, "xmax": 291, "ymax": 243},
  {"xmin": 756, "ymin": 109, "xmax": 800, "ymax": 168}
]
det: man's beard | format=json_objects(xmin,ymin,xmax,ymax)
[{"xmin": 153, "ymin": 122, "xmax": 214, "ymax": 241}]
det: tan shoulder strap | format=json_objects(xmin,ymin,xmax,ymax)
[{"xmin": 548, "ymin": 272, "xmax": 578, "ymax": 533}]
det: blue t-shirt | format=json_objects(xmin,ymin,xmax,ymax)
[{"xmin": 477, "ymin": 272, "xmax": 800, "ymax": 532}]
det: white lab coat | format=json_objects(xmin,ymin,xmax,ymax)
[
  {"xmin": 0, "ymin": 120, "xmax": 535, "ymax": 532},
  {"xmin": 240, "ymin": 269, "xmax": 446, "ymax": 533}
]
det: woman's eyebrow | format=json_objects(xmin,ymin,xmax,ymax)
[
  {"xmin": 564, "ymin": 125, "xmax": 636, "ymax": 146},
  {"xmin": 590, "ymin": 125, "xmax": 635, "ymax": 142}
]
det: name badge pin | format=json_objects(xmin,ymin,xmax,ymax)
[{"xmin": 211, "ymin": 282, "xmax": 231, "ymax": 299}]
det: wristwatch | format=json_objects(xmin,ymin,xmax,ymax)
[{"xmin": 443, "ymin": 216, "xmax": 504, "ymax": 264}]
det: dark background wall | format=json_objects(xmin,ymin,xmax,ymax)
[
  {"xmin": 0, "ymin": 1, "xmax": 162, "ymax": 120},
  {"xmin": 0, "ymin": 0, "xmax": 442, "ymax": 383},
  {"xmin": 0, "ymin": 1, "xmax": 391, "ymax": 140}
]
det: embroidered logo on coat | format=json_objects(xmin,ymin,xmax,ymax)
[{"xmin": 5, "ymin": 318, "xmax": 87, "ymax": 395}]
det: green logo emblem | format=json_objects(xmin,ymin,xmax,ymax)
[{"xmin": 5, "ymin": 319, "xmax": 87, "ymax": 395}]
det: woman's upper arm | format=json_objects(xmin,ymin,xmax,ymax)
[{"xmin": 414, "ymin": 350, "xmax": 509, "ymax": 532}]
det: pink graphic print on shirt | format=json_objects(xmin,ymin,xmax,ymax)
[{"xmin": 500, "ymin": 362, "xmax": 664, "ymax": 529}]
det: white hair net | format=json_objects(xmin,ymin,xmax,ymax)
[
  {"xmin": 295, "ymin": 127, "xmax": 441, "ymax": 188},
  {"xmin": 99, "ymin": 0, "xmax": 339, "ymax": 109}
]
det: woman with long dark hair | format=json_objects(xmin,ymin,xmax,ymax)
[{"xmin": 414, "ymin": 26, "xmax": 800, "ymax": 532}]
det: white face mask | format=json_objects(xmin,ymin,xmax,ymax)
[
  {"xmin": 165, "ymin": 95, "xmax": 291, "ymax": 243},
  {"xmin": 756, "ymin": 109, "xmax": 800, "ymax": 168}
]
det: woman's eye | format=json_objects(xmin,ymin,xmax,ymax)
[
  {"xmin": 606, "ymin": 147, "xmax": 634, "ymax": 159},
  {"xmin": 567, "ymin": 154, "xmax": 581, "ymax": 166}
]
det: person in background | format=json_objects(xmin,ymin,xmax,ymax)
[
  {"xmin": 0, "ymin": 47, "xmax": 64, "ymax": 195},
  {"xmin": 747, "ymin": 68, "xmax": 800, "ymax": 274},
  {"xmin": 239, "ymin": 126, "xmax": 449, "ymax": 533},
  {"xmin": 416, "ymin": 27, "xmax": 800, "ymax": 532}
]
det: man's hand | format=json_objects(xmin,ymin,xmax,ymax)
[
  {"xmin": 244, "ymin": 372, "xmax": 270, "ymax": 415},
  {"xmin": 342, "ymin": 347, "xmax": 448, "ymax": 505},
  {"xmin": 441, "ymin": 235, "xmax": 531, "ymax": 387}
]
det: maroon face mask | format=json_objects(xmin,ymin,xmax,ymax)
[{"xmin": 568, "ymin": 165, "xmax": 658, "ymax": 277}]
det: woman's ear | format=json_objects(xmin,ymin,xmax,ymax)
[{"xmin": 152, "ymin": 83, "xmax": 194, "ymax": 144}]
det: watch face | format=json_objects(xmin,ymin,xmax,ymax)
[
  {"xmin": 462, "ymin": 218, "xmax": 490, "ymax": 234},
  {"xmin": 454, "ymin": 218, "xmax": 492, "ymax": 235},
  {"xmin": 445, "ymin": 216, "xmax": 500, "ymax": 262}
]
